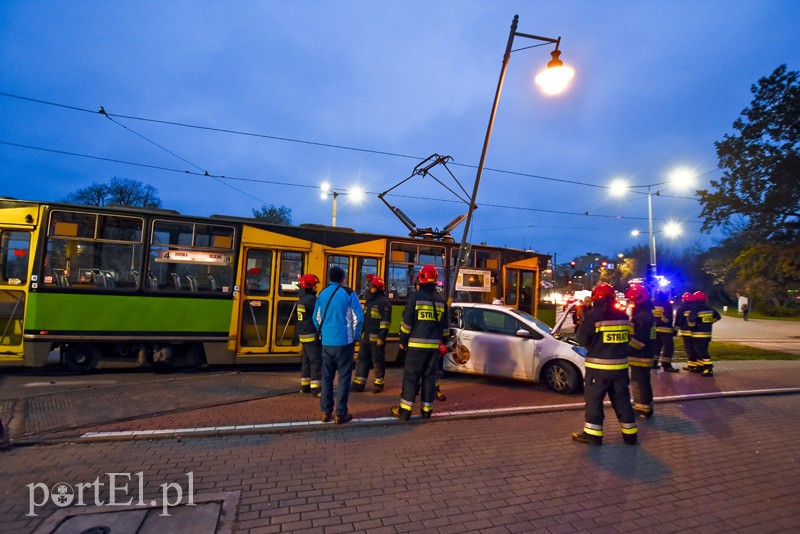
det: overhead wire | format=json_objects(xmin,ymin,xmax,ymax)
[{"xmin": 0, "ymin": 91, "xmax": 716, "ymax": 195}]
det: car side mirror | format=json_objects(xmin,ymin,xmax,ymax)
[{"xmin": 517, "ymin": 328, "xmax": 543, "ymax": 340}]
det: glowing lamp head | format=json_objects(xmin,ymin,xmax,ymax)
[{"xmin": 535, "ymin": 49, "xmax": 574, "ymax": 95}]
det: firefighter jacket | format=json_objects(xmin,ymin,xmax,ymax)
[
  {"xmin": 653, "ymin": 294, "xmax": 674, "ymax": 334},
  {"xmin": 296, "ymin": 289, "xmax": 318, "ymax": 344},
  {"xmin": 399, "ymin": 284, "xmax": 449, "ymax": 350},
  {"xmin": 674, "ymin": 301, "xmax": 697, "ymax": 337},
  {"xmin": 688, "ymin": 303, "xmax": 721, "ymax": 338},
  {"xmin": 362, "ymin": 290, "xmax": 392, "ymax": 343},
  {"xmin": 628, "ymin": 300, "xmax": 656, "ymax": 367},
  {"xmin": 576, "ymin": 297, "xmax": 634, "ymax": 373}
]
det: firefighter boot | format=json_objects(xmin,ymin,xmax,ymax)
[
  {"xmin": 571, "ymin": 431, "xmax": 602, "ymax": 446},
  {"xmin": 351, "ymin": 380, "xmax": 366, "ymax": 393},
  {"xmin": 390, "ymin": 405, "xmax": 411, "ymax": 421},
  {"xmin": 662, "ymin": 364, "xmax": 679, "ymax": 373},
  {"xmin": 623, "ymin": 434, "xmax": 638, "ymax": 446},
  {"xmin": 300, "ymin": 383, "xmax": 311, "ymax": 394},
  {"xmin": 435, "ymin": 386, "xmax": 447, "ymax": 402},
  {"xmin": 702, "ymin": 365, "xmax": 714, "ymax": 377},
  {"xmin": 372, "ymin": 382, "xmax": 384, "ymax": 394}
]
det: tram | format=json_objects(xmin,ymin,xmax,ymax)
[{"xmin": 0, "ymin": 197, "xmax": 547, "ymax": 371}]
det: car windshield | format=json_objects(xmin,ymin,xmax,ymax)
[{"xmin": 508, "ymin": 308, "xmax": 553, "ymax": 335}]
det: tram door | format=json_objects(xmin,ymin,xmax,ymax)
[
  {"xmin": 504, "ymin": 268, "xmax": 537, "ymax": 316},
  {"xmin": 0, "ymin": 229, "xmax": 31, "ymax": 360},
  {"xmin": 236, "ymin": 248, "xmax": 305, "ymax": 356}
]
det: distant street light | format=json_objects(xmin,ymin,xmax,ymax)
[
  {"xmin": 450, "ymin": 14, "xmax": 574, "ymax": 301},
  {"xmin": 320, "ymin": 182, "xmax": 364, "ymax": 227},
  {"xmin": 610, "ymin": 170, "xmax": 694, "ymax": 293}
]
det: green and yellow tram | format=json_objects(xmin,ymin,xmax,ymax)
[{"xmin": 0, "ymin": 197, "xmax": 547, "ymax": 371}]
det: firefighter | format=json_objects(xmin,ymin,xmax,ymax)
[
  {"xmin": 675, "ymin": 292, "xmax": 699, "ymax": 373},
  {"xmin": 391, "ymin": 265, "xmax": 449, "ymax": 421},
  {"xmin": 413, "ymin": 273, "xmax": 447, "ymax": 401},
  {"xmin": 297, "ymin": 274, "xmax": 322, "ymax": 396},
  {"xmin": 352, "ymin": 276, "xmax": 392, "ymax": 393},
  {"xmin": 688, "ymin": 291, "xmax": 721, "ymax": 377},
  {"xmin": 572, "ymin": 282, "xmax": 638, "ymax": 446},
  {"xmin": 653, "ymin": 289, "xmax": 679, "ymax": 372},
  {"xmin": 625, "ymin": 285, "xmax": 656, "ymax": 419}
]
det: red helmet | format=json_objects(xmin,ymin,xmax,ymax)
[
  {"xmin": 693, "ymin": 291, "xmax": 707, "ymax": 303},
  {"xmin": 418, "ymin": 265, "xmax": 438, "ymax": 284},
  {"xmin": 681, "ymin": 292, "xmax": 695, "ymax": 302},
  {"xmin": 625, "ymin": 284, "xmax": 650, "ymax": 304},
  {"xmin": 299, "ymin": 274, "xmax": 320, "ymax": 289},
  {"xmin": 369, "ymin": 276, "xmax": 385, "ymax": 291},
  {"xmin": 592, "ymin": 282, "xmax": 615, "ymax": 301}
]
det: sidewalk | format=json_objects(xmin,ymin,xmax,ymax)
[{"xmin": 13, "ymin": 360, "xmax": 800, "ymax": 445}]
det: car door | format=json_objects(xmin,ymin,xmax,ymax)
[{"xmin": 453, "ymin": 308, "xmax": 535, "ymax": 379}]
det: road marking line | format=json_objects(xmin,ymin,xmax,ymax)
[{"xmin": 25, "ymin": 380, "xmax": 118, "ymax": 387}]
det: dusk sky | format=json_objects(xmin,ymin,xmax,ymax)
[{"xmin": 2, "ymin": 1, "xmax": 799, "ymax": 265}]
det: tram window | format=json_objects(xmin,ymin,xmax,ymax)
[
  {"xmin": 240, "ymin": 299, "xmax": 269, "ymax": 347},
  {"xmin": 387, "ymin": 265, "xmax": 415, "ymax": 298},
  {"xmin": 43, "ymin": 211, "xmax": 144, "ymax": 290},
  {"xmin": 326, "ymin": 255, "xmax": 349, "ymax": 283},
  {"xmin": 274, "ymin": 300, "xmax": 299, "ymax": 347},
  {"xmin": 355, "ymin": 257, "xmax": 379, "ymax": 297},
  {"xmin": 1, "ymin": 231, "xmax": 30, "ymax": 284},
  {"xmin": 245, "ymin": 250, "xmax": 272, "ymax": 296},
  {"xmin": 147, "ymin": 220, "xmax": 235, "ymax": 293},
  {"xmin": 505, "ymin": 272, "xmax": 519, "ymax": 306},
  {"xmin": 279, "ymin": 251, "xmax": 303, "ymax": 296},
  {"xmin": 419, "ymin": 245, "xmax": 445, "ymax": 266}
]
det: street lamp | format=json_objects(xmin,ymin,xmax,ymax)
[
  {"xmin": 450, "ymin": 14, "xmax": 574, "ymax": 301},
  {"xmin": 610, "ymin": 171, "xmax": 693, "ymax": 292},
  {"xmin": 320, "ymin": 182, "xmax": 364, "ymax": 227}
]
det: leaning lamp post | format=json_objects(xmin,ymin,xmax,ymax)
[{"xmin": 449, "ymin": 14, "xmax": 574, "ymax": 302}]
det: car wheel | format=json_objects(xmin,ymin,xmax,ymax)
[
  {"xmin": 543, "ymin": 360, "xmax": 581, "ymax": 394},
  {"xmin": 64, "ymin": 344, "xmax": 98, "ymax": 373}
]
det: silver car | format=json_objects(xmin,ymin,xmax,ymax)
[{"xmin": 445, "ymin": 303, "xmax": 586, "ymax": 394}]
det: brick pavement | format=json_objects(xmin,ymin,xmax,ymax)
[
  {"xmin": 1, "ymin": 392, "xmax": 798, "ymax": 533},
  {"xmin": 17, "ymin": 360, "xmax": 800, "ymax": 445}
]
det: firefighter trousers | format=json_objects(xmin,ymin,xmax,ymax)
[
  {"xmin": 693, "ymin": 337, "xmax": 713, "ymax": 371},
  {"xmin": 300, "ymin": 340, "xmax": 322, "ymax": 392},
  {"xmin": 400, "ymin": 348, "xmax": 438, "ymax": 414},
  {"xmin": 654, "ymin": 332, "xmax": 675, "ymax": 364},
  {"xmin": 630, "ymin": 365, "xmax": 653, "ymax": 414},
  {"xmin": 582, "ymin": 369, "xmax": 637, "ymax": 440},
  {"xmin": 682, "ymin": 336, "xmax": 698, "ymax": 371},
  {"xmin": 355, "ymin": 341, "xmax": 386, "ymax": 385}
]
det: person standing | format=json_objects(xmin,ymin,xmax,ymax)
[
  {"xmin": 297, "ymin": 273, "xmax": 322, "ymax": 397},
  {"xmin": 391, "ymin": 265, "xmax": 449, "ymax": 421},
  {"xmin": 572, "ymin": 282, "xmax": 638, "ymax": 446},
  {"xmin": 675, "ymin": 292, "xmax": 699, "ymax": 373},
  {"xmin": 689, "ymin": 291, "xmax": 721, "ymax": 377},
  {"xmin": 352, "ymin": 276, "xmax": 392, "ymax": 394},
  {"xmin": 313, "ymin": 266, "xmax": 364, "ymax": 424},
  {"xmin": 625, "ymin": 285, "xmax": 656, "ymax": 419},
  {"xmin": 741, "ymin": 301, "xmax": 750, "ymax": 321},
  {"xmin": 653, "ymin": 290, "xmax": 679, "ymax": 372}
]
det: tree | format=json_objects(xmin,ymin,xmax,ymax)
[
  {"xmin": 699, "ymin": 65, "xmax": 800, "ymax": 241},
  {"xmin": 252, "ymin": 204, "xmax": 292, "ymax": 225},
  {"xmin": 698, "ymin": 65, "xmax": 800, "ymax": 315},
  {"xmin": 64, "ymin": 177, "xmax": 162, "ymax": 208}
]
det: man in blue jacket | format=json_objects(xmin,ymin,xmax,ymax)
[{"xmin": 313, "ymin": 266, "xmax": 364, "ymax": 424}]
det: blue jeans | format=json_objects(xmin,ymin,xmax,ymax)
[{"xmin": 320, "ymin": 343, "xmax": 355, "ymax": 417}]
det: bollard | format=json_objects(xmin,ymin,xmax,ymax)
[{"xmin": 0, "ymin": 418, "xmax": 10, "ymax": 450}]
